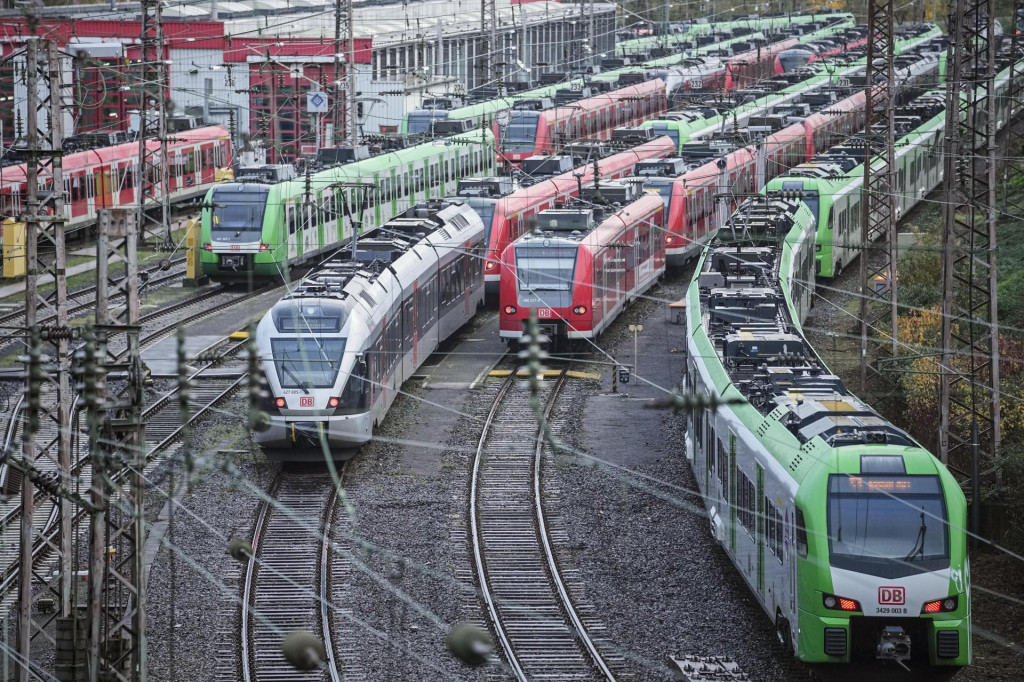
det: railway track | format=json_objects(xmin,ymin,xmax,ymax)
[
  {"xmin": 471, "ymin": 369, "xmax": 619, "ymax": 681},
  {"xmin": 0, "ymin": 255, "xmax": 187, "ymax": 350},
  {"xmin": 0, "ymin": 333, "xmax": 249, "ymax": 623},
  {"xmin": 228, "ymin": 468, "xmax": 360, "ymax": 682}
]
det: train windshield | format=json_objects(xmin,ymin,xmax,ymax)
[
  {"xmin": 271, "ymin": 338, "xmax": 346, "ymax": 389},
  {"xmin": 649, "ymin": 124, "xmax": 680, "ymax": 147},
  {"xmin": 642, "ymin": 180, "xmax": 675, "ymax": 207},
  {"xmin": 408, "ymin": 111, "xmax": 447, "ymax": 134},
  {"xmin": 502, "ymin": 112, "xmax": 540, "ymax": 152},
  {"xmin": 515, "ymin": 245, "xmax": 577, "ymax": 291},
  {"xmin": 210, "ymin": 185, "xmax": 269, "ymax": 241},
  {"xmin": 827, "ymin": 474, "xmax": 950, "ymax": 577}
]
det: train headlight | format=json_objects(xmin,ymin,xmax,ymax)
[
  {"xmin": 572, "ymin": 305, "xmax": 587, "ymax": 315},
  {"xmin": 665, "ymin": 235, "xmax": 675, "ymax": 244},
  {"xmin": 328, "ymin": 397, "xmax": 340, "ymax": 408},
  {"xmin": 822, "ymin": 593, "xmax": 860, "ymax": 612},
  {"xmin": 274, "ymin": 397, "xmax": 286, "ymax": 408},
  {"xmin": 922, "ymin": 596, "xmax": 958, "ymax": 614},
  {"xmin": 503, "ymin": 305, "xmax": 517, "ymax": 315}
]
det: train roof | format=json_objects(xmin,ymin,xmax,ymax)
[
  {"xmin": 689, "ymin": 196, "xmax": 922, "ymax": 482},
  {"xmin": 280, "ymin": 202, "xmax": 479, "ymax": 306}
]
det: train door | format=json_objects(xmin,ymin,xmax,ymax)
[
  {"xmin": 756, "ymin": 463, "xmax": 765, "ymax": 596},
  {"xmin": 782, "ymin": 495, "xmax": 796, "ymax": 617},
  {"xmin": 286, "ymin": 202, "xmax": 298, "ymax": 261},
  {"xmin": 302, "ymin": 200, "xmax": 317, "ymax": 256},
  {"xmin": 636, "ymin": 221, "xmax": 652, "ymax": 285},
  {"xmin": 95, "ymin": 166, "xmax": 113, "ymax": 210},
  {"xmin": 69, "ymin": 173, "xmax": 88, "ymax": 219},
  {"xmin": 202, "ymin": 144, "xmax": 216, "ymax": 184}
]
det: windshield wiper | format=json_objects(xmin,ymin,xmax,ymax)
[
  {"xmin": 904, "ymin": 510, "xmax": 927, "ymax": 562},
  {"xmin": 280, "ymin": 363, "xmax": 311, "ymax": 395}
]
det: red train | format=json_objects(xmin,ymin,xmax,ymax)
[
  {"xmin": 722, "ymin": 38, "xmax": 800, "ymax": 91},
  {"xmin": 483, "ymin": 135, "xmax": 675, "ymax": 294},
  {"xmin": 499, "ymin": 181, "xmax": 665, "ymax": 345},
  {"xmin": 640, "ymin": 86, "xmax": 869, "ymax": 262},
  {"xmin": 497, "ymin": 79, "xmax": 669, "ymax": 165},
  {"xmin": 0, "ymin": 126, "xmax": 232, "ymax": 235}
]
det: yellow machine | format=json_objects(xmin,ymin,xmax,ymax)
[{"xmin": 1, "ymin": 218, "xmax": 26, "ymax": 279}]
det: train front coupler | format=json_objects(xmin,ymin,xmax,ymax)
[{"xmin": 876, "ymin": 625, "xmax": 912, "ymax": 671}]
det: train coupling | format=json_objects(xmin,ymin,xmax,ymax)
[{"xmin": 876, "ymin": 625, "xmax": 911, "ymax": 671}]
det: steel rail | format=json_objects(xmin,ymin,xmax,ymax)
[
  {"xmin": 470, "ymin": 368, "xmax": 616, "ymax": 681},
  {"xmin": 240, "ymin": 471, "xmax": 344, "ymax": 682}
]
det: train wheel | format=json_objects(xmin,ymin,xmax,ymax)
[{"xmin": 775, "ymin": 611, "xmax": 793, "ymax": 653}]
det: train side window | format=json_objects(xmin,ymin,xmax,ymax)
[
  {"xmin": 737, "ymin": 470, "xmax": 755, "ymax": 537},
  {"xmin": 716, "ymin": 438, "xmax": 728, "ymax": 490}
]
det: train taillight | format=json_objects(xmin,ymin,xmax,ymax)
[
  {"xmin": 823, "ymin": 593, "xmax": 860, "ymax": 612},
  {"xmin": 572, "ymin": 305, "xmax": 587, "ymax": 315},
  {"xmin": 485, "ymin": 261, "xmax": 497, "ymax": 271},
  {"xmin": 922, "ymin": 596, "xmax": 958, "ymax": 614},
  {"xmin": 204, "ymin": 243, "xmax": 213, "ymax": 251},
  {"xmin": 328, "ymin": 397, "xmax": 340, "ymax": 408},
  {"xmin": 503, "ymin": 305, "xmax": 517, "ymax": 315},
  {"xmin": 260, "ymin": 243, "xmax": 269, "ymax": 251},
  {"xmin": 274, "ymin": 397, "xmax": 286, "ymax": 408}
]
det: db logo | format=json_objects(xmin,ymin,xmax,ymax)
[
  {"xmin": 299, "ymin": 396, "xmax": 314, "ymax": 407},
  {"xmin": 230, "ymin": 244, "xmax": 241, "ymax": 251},
  {"xmin": 879, "ymin": 587, "xmax": 905, "ymax": 605},
  {"xmin": 537, "ymin": 308, "xmax": 553, "ymax": 319}
]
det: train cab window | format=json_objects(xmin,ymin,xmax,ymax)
[
  {"xmin": 270, "ymin": 337, "xmax": 346, "ymax": 389},
  {"xmin": 503, "ymin": 112, "xmax": 539, "ymax": 153},
  {"xmin": 827, "ymin": 475, "xmax": 949, "ymax": 576},
  {"xmin": 514, "ymin": 245, "xmax": 577, "ymax": 291},
  {"xmin": 337, "ymin": 358, "xmax": 370, "ymax": 413}
]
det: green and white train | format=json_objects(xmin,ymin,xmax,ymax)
[
  {"xmin": 685, "ymin": 192, "xmax": 970, "ymax": 668},
  {"xmin": 200, "ymin": 131, "xmax": 496, "ymax": 282},
  {"xmin": 765, "ymin": 54, "xmax": 1021, "ymax": 278}
]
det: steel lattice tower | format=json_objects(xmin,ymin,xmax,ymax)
[
  {"xmin": 15, "ymin": 36, "xmax": 75, "ymax": 682},
  {"xmin": 938, "ymin": 0, "xmax": 1001, "ymax": 525},
  {"xmin": 333, "ymin": 0, "xmax": 358, "ymax": 145},
  {"xmin": 137, "ymin": 0, "xmax": 171, "ymax": 247},
  {"xmin": 857, "ymin": 0, "xmax": 899, "ymax": 395}
]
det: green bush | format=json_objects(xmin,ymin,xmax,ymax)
[{"xmin": 898, "ymin": 233, "xmax": 942, "ymax": 312}]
